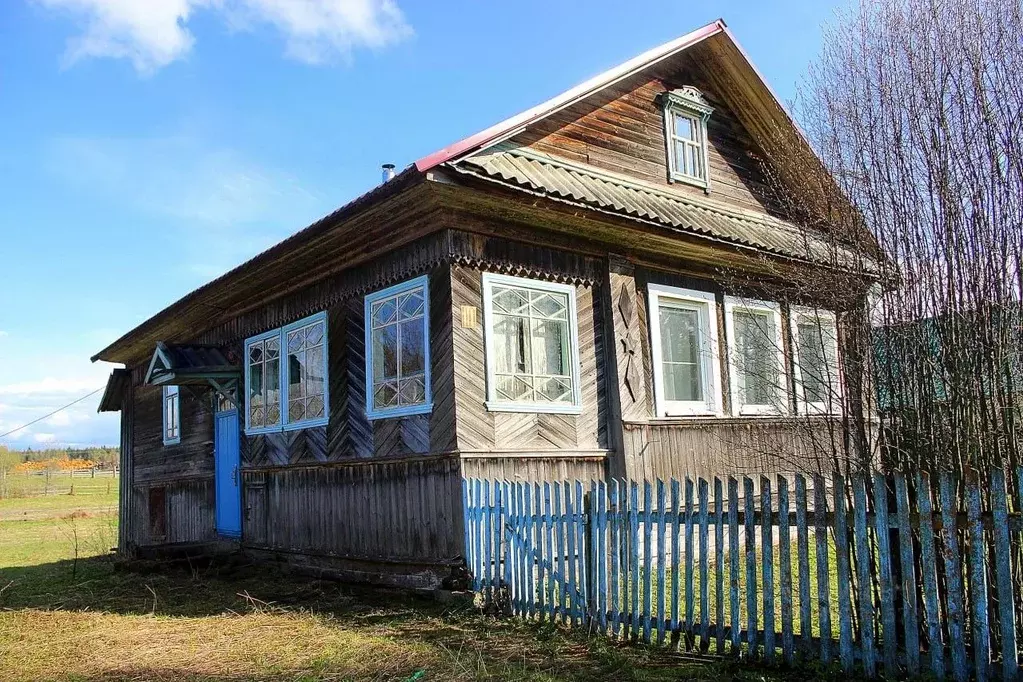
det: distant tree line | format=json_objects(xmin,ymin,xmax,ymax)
[{"xmin": 0, "ymin": 444, "xmax": 119, "ymax": 470}]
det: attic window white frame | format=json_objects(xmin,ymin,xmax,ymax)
[
  {"xmin": 661, "ymin": 86, "xmax": 714, "ymax": 190},
  {"xmin": 790, "ymin": 307, "xmax": 843, "ymax": 415},
  {"xmin": 648, "ymin": 284, "xmax": 722, "ymax": 417},
  {"xmin": 723, "ymin": 297, "xmax": 787, "ymax": 416}
]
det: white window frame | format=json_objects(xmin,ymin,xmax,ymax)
[
  {"xmin": 723, "ymin": 297, "xmax": 787, "ymax": 416},
  {"xmin": 661, "ymin": 87, "xmax": 713, "ymax": 190},
  {"xmin": 364, "ymin": 275, "xmax": 433, "ymax": 420},
  {"xmin": 162, "ymin": 385, "xmax": 180, "ymax": 446},
  {"xmin": 244, "ymin": 311, "xmax": 329, "ymax": 435},
  {"xmin": 790, "ymin": 306, "xmax": 843, "ymax": 415},
  {"xmin": 481, "ymin": 273, "xmax": 582, "ymax": 414},
  {"xmin": 648, "ymin": 284, "xmax": 722, "ymax": 417}
]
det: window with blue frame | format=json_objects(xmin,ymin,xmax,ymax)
[
  {"xmin": 162, "ymin": 386, "xmax": 180, "ymax": 445},
  {"xmin": 364, "ymin": 275, "xmax": 432, "ymax": 419},
  {"xmin": 244, "ymin": 311, "xmax": 328, "ymax": 434}
]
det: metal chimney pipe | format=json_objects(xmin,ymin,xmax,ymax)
[{"xmin": 381, "ymin": 163, "xmax": 396, "ymax": 183}]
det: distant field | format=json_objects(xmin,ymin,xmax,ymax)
[{"xmin": 0, "ymin": 479, "xmax": 821, "ymax": 681}]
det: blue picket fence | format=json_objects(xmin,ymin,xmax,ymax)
[{"xmin": 463, "ymin": 469, "xmax": 1023, "ymax": 681}]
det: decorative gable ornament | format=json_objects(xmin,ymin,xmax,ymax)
[{"xmin": 660, "ymin": 86, "xmax": 714, "ymax": 118}]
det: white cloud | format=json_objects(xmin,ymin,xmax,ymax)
[
  {"xmin": 33, "ymin": 433, "xmax": 57, "ymax": 444},
  {"xmin": 37, "ymin": 0, "xmax": 412, "ymax": 74},
  {"xmin": 0, "ymin": 331, "xmax": 9, "ymax": 338}
]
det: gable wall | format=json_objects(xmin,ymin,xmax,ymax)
[{"xmin": 509, "ymin": 54, "xmax": 779, "ymax": 216}]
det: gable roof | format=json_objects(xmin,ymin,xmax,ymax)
[
  {"xmin": 92, "ymin": 19, "xmax": 857, "ymax": 366},
  {"xmin": 144, "ymin": 342, "xmax": 241, "ymax": 386}
]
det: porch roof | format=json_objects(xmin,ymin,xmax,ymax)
[{"xmin": 144, "ymin": 342, "xmax": 242, "ymax": 387}]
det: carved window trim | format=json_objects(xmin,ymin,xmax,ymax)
[{"xmin": 660, "ymin": 86, "xmax": 714, "ymax": 191}]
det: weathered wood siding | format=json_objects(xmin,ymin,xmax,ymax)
[
  {"xmin": 240, "ymin": 456, "xmax": 462, "ymax": 565},
  {"xmin": 510, "ymin": 47, "xmax": 779, "ymax": 216},
  {"xmin": 449, "ymin": 261, "xmax": 609, "ymax": 457},
  {"xmin": 127, "ymin": 382, "xmax": 217, "ymax": 547}
]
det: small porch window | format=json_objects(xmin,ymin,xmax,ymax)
[
  {"xmin": 791, "ymin": 307, "xmax": 842, "ymax": 414},
  {"xmin": 482, "ymin": 273, "xmax": 581, "ymax": 413},
  {"xmin": 364, "ymin": 276, "xmax": 432, "ymax": 419},
  {"xmin": 661, "ymin": 86, "xmax": 714, "ymax": 190},
  {"xmin": 162, "ymin": 386, "xmax": 180, "ymax": 445}
]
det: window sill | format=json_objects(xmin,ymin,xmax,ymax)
[
  {"xmin": 162, "ymin": 437, "xmax": 181, "ymax": 446},
  {"xmin": 485, "ymin": 401, "xmax": 583, "ymax": 415},
  {"xmin": 367, "ymin": 403, "xmax": 433, "ymax": 421},
  {"xmin": 244, "ymin": 418, "xmax": 329, "ymax": 436},
  {"xmin": 668, "ymin": 172, "xmax": 709, "ymax": 191}
]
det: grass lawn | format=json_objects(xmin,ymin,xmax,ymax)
[{"xmin": 0, "ymin": 488, "xmax": 851, "ymax": 681}]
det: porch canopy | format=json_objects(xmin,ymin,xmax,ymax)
[{"xmin": 143, "ymin": 341, "xmax": 242, "ymax": 395}]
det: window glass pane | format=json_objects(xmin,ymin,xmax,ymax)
[
  {"xmin": 734, "ymin": 310, "xmax": 777, "ymax": 407},
  {"xmin": 368, "ymin": 283, "xmax": 429, "ymax": 412},
  {"xmin": 675, "ymin": 113, "xmax": 695, "ymax": 140},
  {"xmin": 797, "ymin": 319, "xmax": 835, "ymax": 404},
  {"xmin": 488, "ymin": 283, "xmax": 574, "ymax": 404},
  {"xmin": 659, "ymin": 306, "xmax": 704, "ymax": 402}
]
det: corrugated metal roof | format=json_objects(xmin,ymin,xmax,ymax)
[{"xmin": 452, "ymin": 147, "xmax": 855, "ymax": 265}]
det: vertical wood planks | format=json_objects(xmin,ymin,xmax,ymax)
[
  {"xmin": 990, "ymin": 469, "xmax": 1017, "ymax": 681},
  {"xmin": 575, "ymin": 481, "xmax": 587, "ymax": 625},
  {"xmin": 714, "ymin": 477, "xmax": 725, "ymax": 655},
  {"xmin": 671, "ymin": 478, "xmax": 681, "ymax": 650},
  {"xmin": 916, "ymin": 472, "xmax": 944, "ymax": 680},
  {"xmin": 795, "ymin": 474, "xmax": 811, "ymax": 654},
  {"xmin": 939, "ymin": 474, "xmax": 968, "ymax": 682},
  {"xmin": 642, "ymin": 481, "xmax": 653, "ymax": 643},
  {"xmin": 554, "ymin": 482, "xmax": 566, "ymax": 623},
  {"xmin": 630, "ymin": 481, "xmax": 640, "ymax": 641},
  {"xmin": 566, "ymin": 482, "xmax": 578, "ymax": 625},
  {"xmin": 853, "ymin": 474, "xmax": 876, "ymax": 677},
  {"xmin": 872, "ymin": 473, "xmax": 895, "ymax": 675},
  {"xmin": 597, "ymin": 480, "xmax": 608, "ymax": 632},
  {"xmin": 609, "ymin": 479, "xmax": 620, "ymax": 638},
  {"xmin": 778, "ymin": 476, "xmax": 794, "ymax": 664},
  {"xmin": 699, "ymin": 478, "xmax": 709, "ymax": 652},
  {"xmin": 894, "ymin": 474, "xmax": 919, "ymax": 676},
  {"xmin": 728, "ymin": 477, "xmax": 740, "ymax": 652},
  {"xmin": 761, "ymin": 477, "xmax": 775, "ymax": 662},
  {"xmin": 964, "ymin": 473, "xmax": 989, "ymax": 682},
  {"xmin": 685, "ymin": 477, "xmax": 695, "ymax": 650},
  {"xmin": 833, "ymin": 473, "xmax": 854, "ymax": 672},
  {"xmin": 744, "ymin": 476, "xmax": 757, "ymax": 656},
  {"xmin": 656, "ymin": 479, "xmax": 667, "ymax": 645},
  {"xmin": 524, "ymin": 482, "xmax": 534, "ymax": 620},
  {"xmin": 814, "ymin": 474, "xmax": 832, "ymax": 665}
]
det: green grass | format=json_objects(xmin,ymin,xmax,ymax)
[{"xmin": 0, "ymin": 485, "xmax": 855, "ymax": 681}]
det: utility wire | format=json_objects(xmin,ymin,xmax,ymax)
[{"xmin": 0, "ymin": 386, "xmax": 105, "ymax": 439}]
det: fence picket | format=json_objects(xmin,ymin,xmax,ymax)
[
  {"xmin": 779, "ymin": 476, "xmax": 794, "ymax": 664},
  {"xmin": 833, "ymin": 473, "xmax": 854, "ymax": 673},
  {"xmin": 554, "ymin": 482, "xmax": 566, "ymax": 623},
  {"xmin": 916, "ymin": 472, "xmax": 944, "ymax": 680},
  {"xmin": 642, "ymin": 481, "xmax": 653, "ymax": 644},
  {"xmin": 853, "ymin": 474, "xmax": 876, "ymax": 677},
  {"xmin": 699, "ymin": 478, "xmax": 710, "ymax": 652},
  {"xmin": 630, "ymin": 481, "xmax": 640, "ymax": 641},
  {"xmin": 671, "ymin": 478, "xmax": 681, "ymax": 651},
  {"xmin": 795, "ymin": 474, "xmax": 811, "ymax": 655},
  {"xmin": 965, "ymin": 473, "xmax": 989, "ymax": 682},
  {"xmin": 813, "ymin": 474, "xmax": 832, "ymax": 665},
  {"xmin": 524, "ymin": 482, "xmax": 534, "ymax": 620},
  {"xmin": 872, "ymin": 473, "xmax": 895, "ymax": 675},
  {"xmin": 714, "ymin": 477, "xmax": 725, "ymax": 655},
  {"xmin": 685, "ymin": 477, "xmax": 695, "ymax": 650},
  {"xmin": 609, "ymin": 479, "xmax": 620, "ymax": 638},
  {"xmin": 657, "ymin": 479, "xmax": 667, "ymax": 645},
  {"xmin": 484, "ymin": 480, "xmax": 493, "ymax": 596},
  {"xmin": 597, "ymin": 480, "xmax": 608, "ymax": 632},
  {"xmin": 575, "ymin": 481, "xmax": 587, "ymax": 626},
  {"xmin": 762, "ymin": 477, "xmax": 775, "ymax": 663},
  {"xmin": 939, "ymin": 473, "xmax": 968, "ymax": 682},
  {"xmin": 990, "ymin": 469, "xmax": 1017, "ymax": 681},
  {"xmin": 744, "ymin": 476, "xmax": 757, "ymax": 656},
  {"xmin": 894, "ymin": 474, "xmax": 920, "ymax": 675},
  {"xmin": 728, "ymin": 477, "xmax": 740, "ymax": 653}
]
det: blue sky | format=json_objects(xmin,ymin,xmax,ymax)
[{"xmin": 0, "ymin": 0, "xmax": 846, "ymax": 448}]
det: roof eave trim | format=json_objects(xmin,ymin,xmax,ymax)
[{"xmin": 413, "ymin": 19, "xmax": 726, "ymax": 173}]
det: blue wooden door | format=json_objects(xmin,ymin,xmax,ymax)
[{"xmin": 214, "ymin": 407, "xmax": 241, "ymax": 538}]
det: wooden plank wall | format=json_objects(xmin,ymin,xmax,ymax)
[
  {"xmin": 241, "ymin": 456, "xmax": 463, "ymax": 564},
  {"xmin": 509, "ymin": 45, "xmax": 780, "ymax": 216}
]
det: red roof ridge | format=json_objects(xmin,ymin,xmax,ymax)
[{"xmin": 413, "ymin": 19, "xmax": 727, "ymax": 173}]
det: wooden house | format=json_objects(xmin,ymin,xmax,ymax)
[{"xmin": 94, "ymin": 19, "xmax": 875, "ymax": 589}]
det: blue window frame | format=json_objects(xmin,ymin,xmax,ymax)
[
  {"xmin": 162, "ymin": 386, "xmax": 180, "ymax": 445},
  {"xmin": 364, "ymin": 275, "xmax": 432, "ymax": 420},
  {"xmin": 244, "ymin": 311, "xmax": 329, "ymax": 434}
]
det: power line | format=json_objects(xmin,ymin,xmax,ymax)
[{"xmin": 0, "ymin": 386, "xmax": 105, "ymax": 440}]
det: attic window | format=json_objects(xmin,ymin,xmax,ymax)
[{"xmin": 661, "ymin": 86, "xmax": 714, "ymax": 190}]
